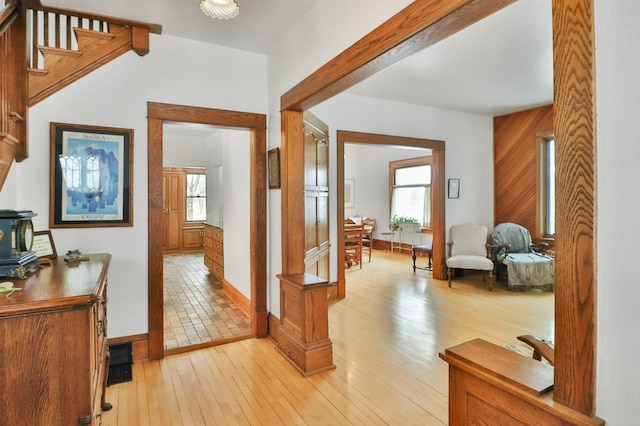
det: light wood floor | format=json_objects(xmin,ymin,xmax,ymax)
[{"xmin": 103, "ymin": 250, "xmax": 554, "ymax": 425}]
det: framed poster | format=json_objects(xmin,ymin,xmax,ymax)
[
  {"xmin": 268, "ymin": 147, "xmax": 280, "ymax": 189},
  {"xmin": 50, "ymin": 122, "xmax": 133, "ymax": 228},
  {"xmin": 448, "ymin": 178, "xmax": 460, "ymax": 199},
  {"xmin": 345, "ymin": 179, "xmax": 355, "ymax": 208}
]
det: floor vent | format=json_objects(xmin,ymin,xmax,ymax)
[{"xmin": 107, "ymin": 342, "xmax": 133, "ymax": 386}]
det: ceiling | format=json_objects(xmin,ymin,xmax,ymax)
[{"xmin": 44, "ymin": 0, "xmax": 553, "ymax": 117}]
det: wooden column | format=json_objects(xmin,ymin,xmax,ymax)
[{"xmin": 273, "ymin": 273, "xmax": 334, "ymax": 376}]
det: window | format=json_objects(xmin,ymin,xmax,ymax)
[
  {"xmin": 389, "ymin": 157, "xmax": 432, "ymax": 228},
  {"xmin": 186, "ymin": 172, "xmax": 207, "ymax": 221},
  {"xmin": 537, "ymin": 132, "xmax": 555, "ymax": 238}
]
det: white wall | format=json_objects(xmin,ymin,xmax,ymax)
[
  {"xmin": 162, "ymin": 132, "xmax": 209, "ymax": 168},
  {"xmin": 9, "ymin": 34, "xmax": 266, "ymax": 338},
  {"xmin": 595, "ymin": 0, "xmax": 640, "ymax": 423},
  {"xmin": 221, "ymin": 129, "xmax": 251, "ymax": 298}
]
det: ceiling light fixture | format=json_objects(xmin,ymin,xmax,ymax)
[{"xmin": 200, "ymin": 0, "xmax": 239, "ymax": 20}]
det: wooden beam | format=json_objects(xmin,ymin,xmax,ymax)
[{"xmin": 281, "ymin": 0, "xmax": 516, "ymax": 112}]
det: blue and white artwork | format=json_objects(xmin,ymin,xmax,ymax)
[{"xmin": 60, "ymin": 130, "xmax": 125, "ymax": 222}]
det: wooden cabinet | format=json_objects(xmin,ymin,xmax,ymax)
[
  {"xmin": 0, "ymin": 254, "xmax": 112, "ymax": 425},
  {"xmin": 163, "ymin": 167, "xmax": 205, "ymax": 253},
  {"xmin": 182, "ymin": 226, "xmax": 204, "ymax": 250},
  {"xmin": 203, "ymin": 224, "xmax": 224, "ymax": 279},
  {"xmin": 303, "ymin": 111, "xmax": 330, "ymax": 280},
  {"xmin": 162, "ymin": 170, "xmax": 182, "ymax": 251}
]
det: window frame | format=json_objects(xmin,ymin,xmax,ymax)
[
  {"xmin": 184, "ymin": 168, "xmax": 207, "ymax": 223},
  {"xmin": 389, "ymin": 156, "xmax": 433, "ymax": 230},
  {"xmin": 536, "ymin": 131, "xmax": 555, "ymax": 240}
]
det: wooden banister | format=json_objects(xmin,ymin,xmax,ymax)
[{"xmin": 22, "ymin": 0, "xmax": 162, "ymax": 34}]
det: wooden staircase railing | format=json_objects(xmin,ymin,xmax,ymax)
[
  {"xmin": 0, "ymin": 0, "xmax": 160, "ymax": 191},
  {"xmin": 23, "ymin": 0, "xmax": 162, "ymax": 106}
]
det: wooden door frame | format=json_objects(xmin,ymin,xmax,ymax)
[
  {"xmin": 147, "ymin": 102, "xmax": 268, "ymax": 360},
  {"xmin": 336, "ymin": 131, "xmax": 446, "ymax": 297},
  {"xmin": 281, "ymin": 0, "xmax": 597, "ymax": 417}
]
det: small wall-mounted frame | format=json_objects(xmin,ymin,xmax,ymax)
[
  {"xmin": 268, "ymin": 148, "xmax": 281, "ymax": 189},
  {"xmin": 344, "ymin": 179, "xmax": 355, "ymax": 208},
  {"xmin": 448, "ymin": 178, "xmax": 460, "ymax": 199},
  {"xmin": 32, "ymin": 230, "xmax": 57, "ymax": 259},
  {"xmin": 50, "ymin": 122, "xmax": 133, "ymax": 228}
]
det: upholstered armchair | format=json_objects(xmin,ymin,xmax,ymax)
[
  {"xmin": 446, "ymin": 224, "xmax": 495, "ymax": 290},
  {"xmin": 491, "ymin": 223, "xmax": 554, "ymax": 291}
]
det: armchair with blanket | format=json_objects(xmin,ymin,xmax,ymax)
[{"xmin": 491, "ymin": 223, "xmax": 554, "ymax": 292}]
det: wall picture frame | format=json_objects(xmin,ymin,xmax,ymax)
[
  {"xmin": 448, "ymin": 178, "xmax": 460, "ymax": 199},
  {"xmin": 268, "ymin": 147, "xmax": 281, "ymax": 189},
  {"xmin": 50, "ymin": 122, "xmax": 133, "ymax": 228},
  {"xmin": 32, "ymin": 230, "xmax": 58, "ymax": 259},
  {"xmin": 344, "ymin": 179, "xmax": 355, "ymax": 208}
]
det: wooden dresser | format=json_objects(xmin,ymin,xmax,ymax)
[
  {"xmin": 203, "ymin": 224, "xmax": 224, "ymax": 279},
  {"xmin": 0, "ymin": 253, "xmax": 112, "ymax": 425}
]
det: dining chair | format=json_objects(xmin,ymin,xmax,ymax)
[
  {"xmin": 362, "ymin": 218, "xmax": 375, "ymax": 262},
  {"xmin": 344, "ymin": 223, "xmax": 364, "ymax": 269}
]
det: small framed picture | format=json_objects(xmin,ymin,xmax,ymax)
[
  {"xmin": 448, "ymin": 178, "xmax": 460, "ymax": 199},
  {"xmin": 268, "ymin": 148, "xmax": 281, "ymax": 189},
  {"xmin": 32, "ymin": 230, "xmax": 58, "ymax": 259},
  {"xmin": 344, "ymin": 179, "xmax": 355, "ymax": 208}
]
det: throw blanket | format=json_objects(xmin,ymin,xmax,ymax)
[
  {"xmin": 506, "ymin": 253, "xmax": 554, "ymax": 292},
  {"xmin": 492, "ymin": 223, "xmax": 531, "ymax": 262}
]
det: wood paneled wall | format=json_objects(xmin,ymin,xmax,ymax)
[{"xmin": 493, "ymin": 104, "xmax": 554, "ymax": 233}]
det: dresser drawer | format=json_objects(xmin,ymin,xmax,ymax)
[
  {"xmin": 204, "ymin": 254, "xmax": 214, "ymax": 271},
  {"xmin": 212, "ymin": 251, "xmax": 223, "ymax": 264},
  {"xmin": 212, "ymin": 240, "xmax": 224, "ymax": 256},
  {"xmin": 203, "ymin": 235, "xmax": 214, "ymax": 251},
  {"xmin": 211, "ymin": 259, "xmax": 224, "ymax": 278},
  {"xmin": 212, "ymin": 227, "xmax": 223, "ymax": 243}
]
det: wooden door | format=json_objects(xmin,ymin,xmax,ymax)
[
  {"xmin": 162, "ymin": 170, "xmax": 182, "ymax": 251},
  {"xmin": 303, "ymin": 111, "xmax": 330, "ymax": 279}
]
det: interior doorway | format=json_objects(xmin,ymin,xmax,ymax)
[
  {"xmin": 160, "ymin": 139, "xmax": 252, "ymax": 354},
  {"xmin": 335, "ymin": 130, "xmax": 446, "ymax": 297},
  {"xmin": 147, "ymin": 102, "xmax": 268, "ymax": 360}
]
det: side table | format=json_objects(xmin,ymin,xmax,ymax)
[{"xmin": 381, "ymin": 231, "xmax": 396, "ymax": 252}]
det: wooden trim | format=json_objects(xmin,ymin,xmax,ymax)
[
  {"xmin": 280, "ymin": 110, "xmax": 306, "ymax": 275},
  {"xmin": 222, "ymin": 278, "xmax": 250, "ymax": 317},
  {"xmin": 147, "ymin": 102, "xmax": 268, "ymax": 360},
  {"xmin": 108, "ymin": 333, "xmax": 149, "ymax": 364},
  {"xmin": 336, "ymin": 131, "xmax": 446, "ymax": 297},
  {"xmin": 552, "ymin": 0, "xmax": 597, "ymax": 416},
  {"xmin": 279, "ymin": 0, "xmax": 598, "ymax": 418}
]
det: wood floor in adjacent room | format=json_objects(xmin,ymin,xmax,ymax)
[{"xmin": 102, "ymin": 250, "xmax": 554, "ymax": 425}]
